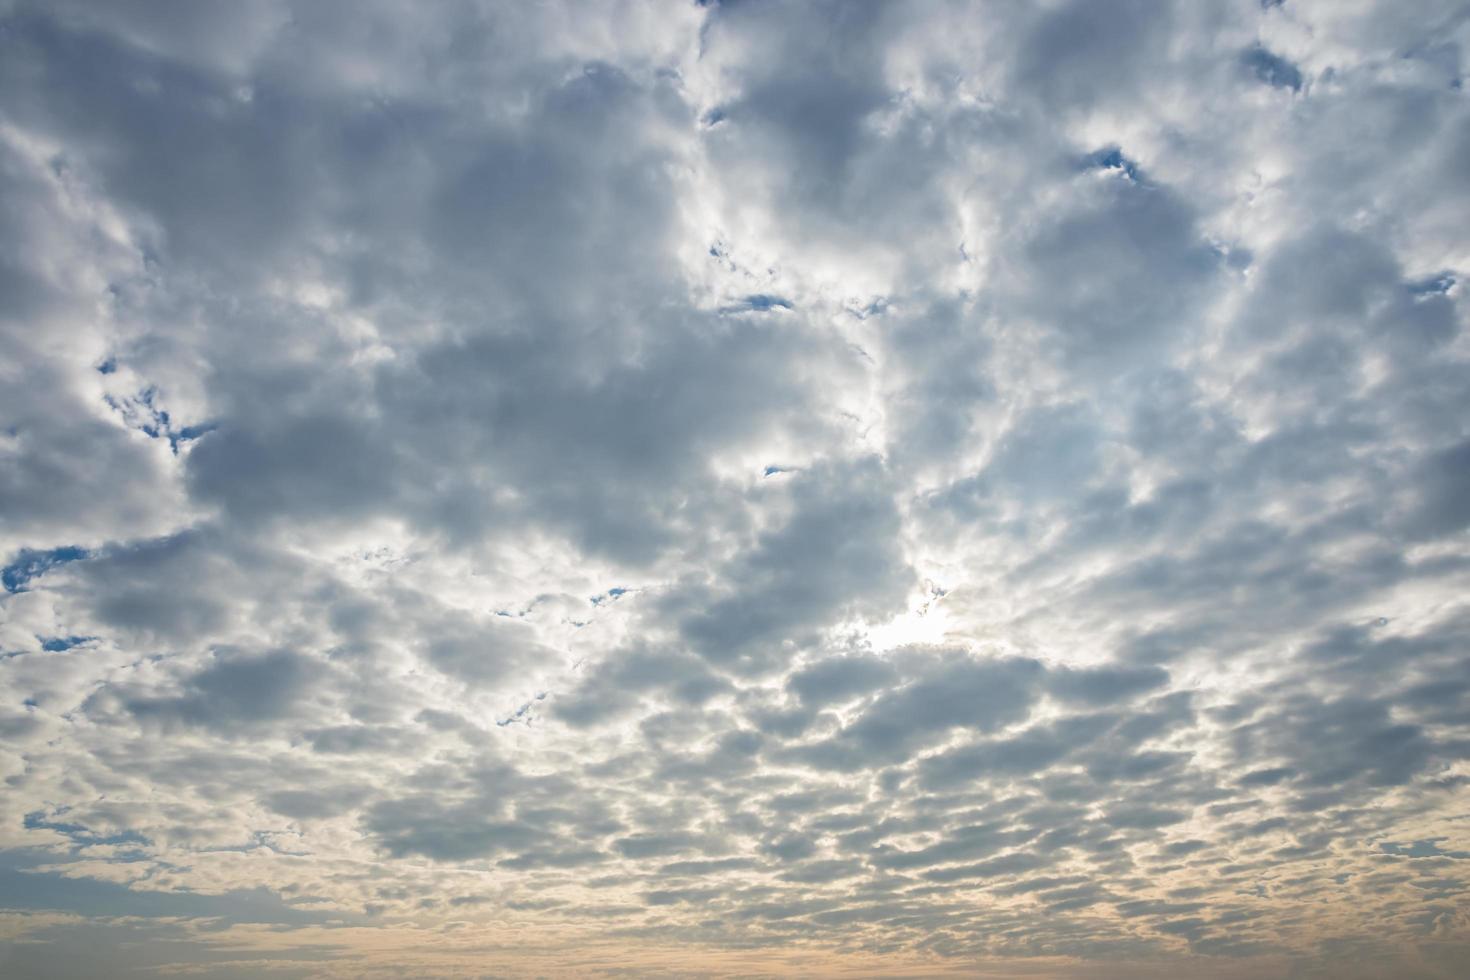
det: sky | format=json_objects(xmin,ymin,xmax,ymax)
[{"xmin": 1, "ymin": 0, "xmax": 1469, "ymax": 977}]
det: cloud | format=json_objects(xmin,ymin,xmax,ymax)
[
  {"xmin": 114, "ymin": 648, "xmax": 323, "ymax": 733},
  {"xmin": 786, "ymin": 653, "xmax": 899, "ymax": 706},
  {"xmin": 1048, "ymin": 664, "xmax": 1171, "ymax": 706},
  {"xmin": 1, "ymin": 0, "xmax": 1467, "ymax": 976}
]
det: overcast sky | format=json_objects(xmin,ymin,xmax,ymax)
[{"xmin": 2, "ymin": 1, "xmax": 1469, "ymax": 977}]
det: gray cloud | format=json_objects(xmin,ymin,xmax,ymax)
[
  {"xmin": 116, "ymin": 648, "xmax": 322, "ymax": 732},
  {"xmin": 1, "ymin": 0, "xmax": 1467, "ymax": 977}
]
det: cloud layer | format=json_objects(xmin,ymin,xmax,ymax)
[{"xmin": 2, "ymin": 1, "xmax": 1468, "ymax": 977}]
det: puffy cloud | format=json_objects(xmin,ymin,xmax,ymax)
[{"xmin": 1, "ymin": 0, "xmax": 1468, "ymax": 977}]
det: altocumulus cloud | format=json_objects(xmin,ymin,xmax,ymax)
[{"xmin": 1, "ymin": 1, "xmax": 1469, "ymax": 978}]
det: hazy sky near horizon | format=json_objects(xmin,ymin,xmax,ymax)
[{"xmin": 2, "ymin": 1, "xmax": 1470, "ymax": 977}]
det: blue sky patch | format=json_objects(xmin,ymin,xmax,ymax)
[
  {"xmin": 1085, "ymin": 146, "xmax": 1142, "ymax": 182},
  {"xmin": 39, "ymin": 635, "xmax": 95, "ymax": 652},
  {"xmin": 1243, "ymin": 45, "xmax": 1304, "ymax": 91},
  {"xmin": 3, "ymin": 545, "xmax": 90, "ymax": 593}
]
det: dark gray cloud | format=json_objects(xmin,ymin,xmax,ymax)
[
  {"xmin": 786, "ymin": 653, "xmax": 899, "ymax": 706},
  {"xmin": 115, "ymin": 648, "xmax": 323, "ymax": 733},
  {"xmin": 1, "ymin": 0, "xmax": 1467, "ymax": 977}
]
